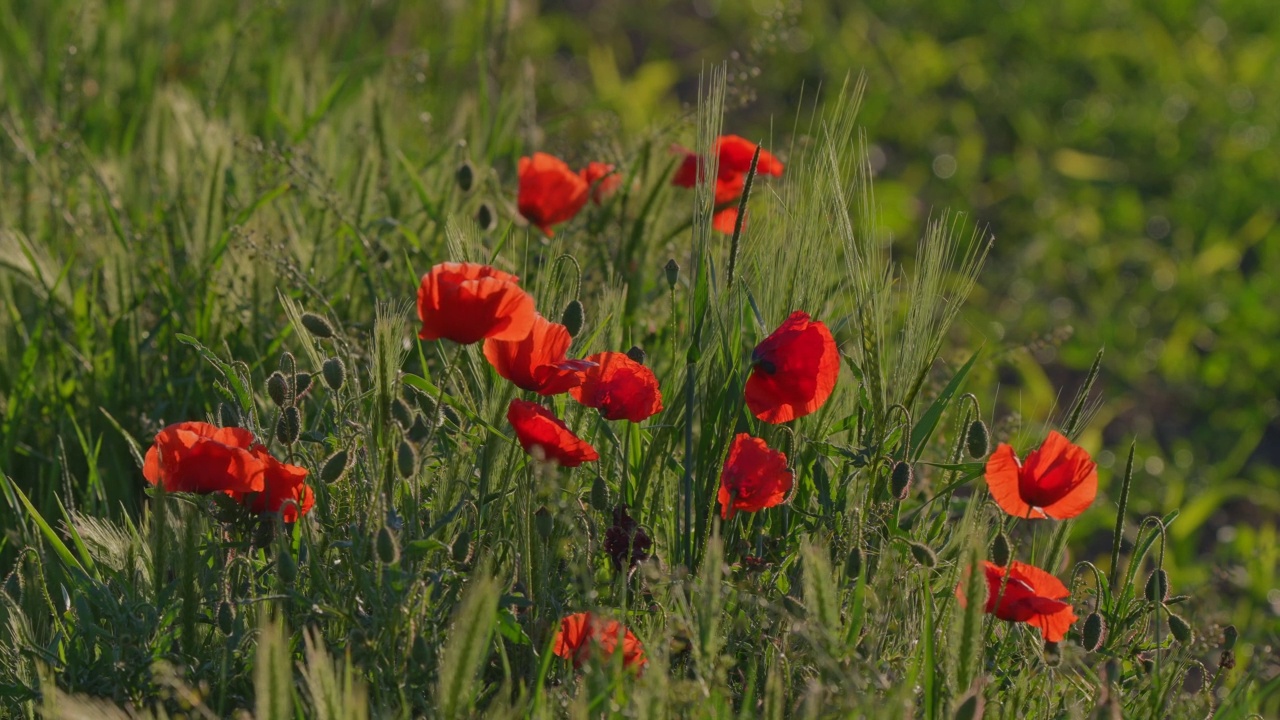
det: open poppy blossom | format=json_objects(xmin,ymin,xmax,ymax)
[
  {"xmin": 671, "ymin": 135, "xmax": 784, "ymax": 234},
  {"xmin": 957, "ymin": 560, "xmax": 1078, "ymax": 643},
  {"xmin": 985, "ymin": 430, "xmax": 1098, "ymax": 520},
  {"xmin": 718, "ymin": 433, "xmax": 793, "ymax": 520},
  {"xmin": 484, "ymin": 314, "xmax": 593, "ymax": 395},
  {"xmin": 507, "ymin": 399, "xmax": 599, "ymax": 467},
  {"xmin": 552, "ymin": 612, "xmax": 647, "ymax": 671},
  {"xmin": 143, "ymin": 422, "xmax": 266, "ymax": 495},
  {"xmin": 745, "ymin": 311, "xmax": 839, "ymax": 423},
  {"xmin": 232, "ymin": 447, "xmax": 315, "ymax": 522},
  {"xmin": 580, "ymin": 162, "xmax": 621, "ymax": 205},
  {"xmin": 417, "ymin": 262, "xmax": 536, "ymax": 345},
  {"xmin": 568, "ymin": 351, "xmax": 663, "ymax": 422},
  {"xmin": 518, "ymin": 152, "xmax": 589, "ymax": 236}
]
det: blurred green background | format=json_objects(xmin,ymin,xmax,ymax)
[{"xmin": 1, "ymin": 0, "xmax": 1276, "ymax": 636}]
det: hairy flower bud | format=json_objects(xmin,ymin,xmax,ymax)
[
  {"xmin": 397, "ymin": 440, "xmax": 417, "ymax": 479},
  {"xmin": 475, "ymin": 202, "xmax": 496, "ymax": 232},
  {"xmin": 320, "ymin": 449, "xmax": 350, "ymax": 484},
  {"xmin": 966, "ymin": 419, "xmax": 990, "ymax": 458},
  {"xmin": 1167, "ymin": 612, "xmax": 1192, "ymax": 644},
  {"xmin": 391, "ymin": 398, "xmax": 414, "ymax": 428},
  {"xmin": 534, "ymin": 507, "xmax": 554, "ymax": 540},
  {"xmin": 1223, "ymin": 625, "xmax": 1238, "ymax": 650},
  {"xmin": 953, "ymin": 691, "xmax": 985, "ymax": 720},
  {"xmin": 1082, "ymin": 612, "xmax": 1107, "ymax": 652},
  {"xmin": 454, "ymin": 162, "xmax": 474, "ymax": 192},
  {"xmin": 626, "ymin": 345, "xmax": 647, "ymax": 365},
  {"xmin": 294, "ymin": 372, "xmax": 313, "ymax": 398},
  {"xmin": 891, "ymin": 461, "xmax": 914, "ymax": 501},
  {"xmin": 990, "ymin": 531, "xmax": 1012, "ymax": 567},
  {"xmin": 267, "ymin": 371, "xmax": 291, "ymax": 407},
  {"xmin": 301, "ymin": 312, "xmax": 335, "ymax": 339},
  {"xmin": 452, "ymin": 530, "xmax": 471, "ymax": 565},
  {"xmin": 219, "ymin": 402, "xmax": 241, "ymax": 428}
]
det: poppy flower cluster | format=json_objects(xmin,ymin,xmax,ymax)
[
  {"xmin": 517, "ymin": 153, "xmax": 619, "ymax": 236},
  {"xmin": 672, "ymin": 134, "xmax": 784, "ymax": 233},
  {"xmin": 552, "ymin": 612, "xmax": 647, "ymax": 672},
  {"xmin": 143, "ymin": 421, "xmax": 315, "ymax": 521}
]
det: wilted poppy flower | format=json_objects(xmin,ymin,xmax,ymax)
[
  {"xmin": 233, "ymin": 448, "xmax": 315, "ymax": 522},
  {"xmin": 569, "ymin": 351, "xmax": 663, "ymax": 422},
  {"xmin": 580, "ymin": 162, "xmax": 621, "ymax": 205},
  {"xmin": 484, "ymin": 315, "xmax": 593, "ymax": 395},
  {"xmin": 672, "ymin": 135, "xmax": 784, "ymax": 234},
  {"xmin": 604, "ymin": 505, "xmax": 652, "ymax": 571},
  {"xmin": 553, "ymin": 612, "xmax": 647, "ymax": 671},
  {"xmin": 984, "ymin": 430, "xmax": 1098, "ymax": 520},
  {"xmin": 745, "ymin": 311, "xmax": 839, "ymax": 423},
  {"xmin": 718, "ymin": 433, "xmax": 793, "ymax": 520},
  {"xmin": 507, "ymin": 399, "xmax": 599, "ymax": 467},
  {"xmin": 518, "ymin": 152, "xmax": 589, "ymax": 236},
  {"xmin": 417, "ymin": 262, "xmax": 536, "ymax": 345},
  {"xmin": 143, "ymin": 422, "xmax": 265, "ymax": 495},
  {"xmin": 957, "ymin": 560, "xmax": 1078, "ymax": 643}
]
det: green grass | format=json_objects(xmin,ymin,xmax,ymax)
[{"xmin": 1, "ymin": 0, "xmax": 1276, "ymax": 716}]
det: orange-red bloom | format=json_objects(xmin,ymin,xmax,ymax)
[
  {"xmin": 671, "ymin": 135, "xmax": 784, "ymax": 234},
  {"xmin": 569, "ymin": 351, "xmax": 663, "ymax": 422},
  {"xmin": 417, "ymin": 262, "xmax": 536, "ymax": 345},
  {"xmin": 233, "ymin": 447, "xmax": 315, "ymax": 522},
  {"xmin": 718, "ymin": 433, "xmax": 793, "ymax": 520},
  {"xmin": 745, "ymin": 311, "xmax": 839, "ymax": 423},
  {"xmin": 984, "ymin": 430, "xmax": 1098, "ymax": 520},
  {"xmin": 580, "ymin": 162, "xmax": 621, "ymax": 205},
  {"xmin": 552, "ymin": 612, "xmax": 647, "ymax": 671},
  {"xmin": 143, "ymin": 422, "xmax": 265, "ymax": 495},
  {"xmin": 957, "ymin": 561, "xmax": 1078, "ymax": 643},
  {"xmin": 484, "ymin": 314, "xmax": 592, "ymax": 396},
  {"xmin": 518, "ymin": 152, "xmax": 589, "ymax": 236},
  {"xmin": 507, "ymin": 399, "xmax": 599, "ymax": 467}
]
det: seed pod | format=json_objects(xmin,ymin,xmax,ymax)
[
  {"xmin": 217, "ymin": 601, "xmax": 235, "ymax": 636},
  {"xmin": 267, "ymin": 371, "xmax": 291, "ymax": 407},
  {"xmin": 1082, "ymin": 612, "xmax": 1107, "ymax": 651},
  {"xmin": 664, "ymin": 258, "xmax": 680, "ymax": 289},
  {"xmin": 397, "ymin": 440, "xmax": 417, "ymax": 479},
  {"xmin": 392, "ymin": 398, "xmax": 415, "ymax": 428},
  {"xmin": 561, "ymin": 300, "xmax": 585, "ymax": 338},
  {"xmin": 590, "ymin": 475, "xmax": 609, "ymax": 512},
  {"xmin": 626, "ymin": 345, "xmax": 646, "ymax": 365},
  {"xmin": 219, "ymin": 402, "xmax": 241, "ymax": 428},
  {"xmin": 966, "ymin": 419, "xmax": 990, "ymax": 458},
  {"xmin": 300, "ymin": 312, "xmax": 335, "ymax": 339},
  {"xmin": 890, "ymin": 461, "xmax": 914, "ymax": 501},
  {"xmin": 376, "ymin": 526, "xmax": 399, "ymax": 565},
  {"xmin": 1167, "ymin": 612, "xmax": 1192, "ymax": 644},
  {"xmin": 279, "ymin": 351, "xmax": 296, "ymax": 376},
  {"xmin": 1145, "ymin": 569, "xmax": 1169, "ymax": 603},
  {"xmin": 276, "ymin": 406, "xmax": 301, "ymax": 445},
  {"xmin": 1223, "ymin": 625, "xmax": 1238, "ymax": 650},
  {"xmin": 451, "ymin": 530, "xmax": 471, "ymax": 564},
  {"xmin": 534, "ymin": 507, "xmax": 553, "ymax": 539},
  {"xmin": 454, "ymin": 162, "xmax": 474, "ymax": 192},
  {"xmin": 844, "ymin": 546, "xmax": 864, "ymax": 578},
  {"xmin": 295, "ymin": 372, "xmax": 313, "ymax": 398},
  {"xmin": 277, "ymin": 548, "xmax": 297, "ymax": 584},
  {"xmin": 908, "ymin": 541, "xmax": 937, "ymax": 568},
  {"xmin": 953, "ymin": 691, "xmax": 985, "ymax": 720},
  {"xmin": 475, "ymin": 202, "xmax": 496, "ymax": 232},
  {"xmin": 990, "ymin": 531, "xmax": 1012, "ymax": 567},
  {"xmin": 320, "ymin": 449, "xmax": 350, "ymax": 484},
  {"xmin": 322, "ymin": 357, "xmax": 346, "ymax": 391}
]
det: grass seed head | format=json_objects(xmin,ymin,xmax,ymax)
[
  {"xmin": 1167, "ymin": 612, "xmax": 1192, "ymax": 644},
  {"xmin": 626, "ymin": 345, "xmax": 646, "ymax": 364},
  {"xmin": 1082, "ymin": 611, "xmax": 1107, "ymax": 651},
  {"xmin": 320, "ymin": 449, "xmax": 350, "ymax": 483},
  {"xmin": 1145, "ymin": 569, "xmax": 1169, "ymax": 603},
  {"xmin": 561, "ymin": 299, "xmax": 585, "ymax": 337},
  {"xmin": 267, "ymin": 371, "xmax": 291, "ymax": 407},
  {"xmin": 376, "ymin": 526, "xmax": 400, "ymax": 565},
  {"xmin": 891, "ymin": 461, "xmax": 913, "ymax": 501},
  {"xmin": 966, "ymin": 419, "xmax": 990, "ymax": 458},
  {"xmin": 276, "ymin": 406, "xmax": 301, "ymax": 445},
  {"xmin": 455, "ymin": 162, "xmax": 474, "ymax": 192},
  {"xmin": 664, "ymin": 258, "xmax": 680, "ymax": 289}
]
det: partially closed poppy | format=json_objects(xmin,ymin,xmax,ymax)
[
  {"xmin": 553, "ymin": 612, "xmax": 647, "ymax": 671},
  {"xmin": 745, "ymin": 311, "xmax": 839, "ymax": 423},
  {"xmin": 507, "ymin": 399, "xmax": 599, "ymax": 467},
  {"xmin": 569, "ymin": 351, "xmax": 663, "ymax": 422},
  {"xmin": 143, "ymin": 422, "xmax": 265, "ymax": 495},
  {"xmin": 957, "ymin": 561, "xmax": 1078, "ymax": 643},
  {"xmin": 233, "ymin": 447, "xmax": 315, "ymax": 522},
  {"xmin": 718, "ymin": 433, "xmax": 793, "ymax": 520},
  {"xmin": 484, "ymin": 315, "xmax": 592, "ymax": 396},
  {"xmin": 518, "ymin": 152, "xmax": 589, "ymax": 236},
  {"xmin": 580, "ymin": 162, "xmax": 621, "ymax": 205},
  {"xmin": 985, "ymin": 430, "xmax": 1098, "ymax": 520},
  {"xmin": 417, "ymin": 262, "xmax": 536, "ymax": 345}
]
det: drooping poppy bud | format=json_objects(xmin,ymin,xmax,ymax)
[
  {"xmin": 984, "ymin": 431, "xmax": 1098, "ymax": 520},
  {"xmin": 397, "ymin": 440, "xmax": 417, "ymax": 479},
  {"xmin": 267, "ymin": 371, "xmax": 291, "ymax": 408},
  {"xmin": 1145, "ymin": 569, "xmax": 1169, "ymax": 603},
  {"xmin": 967, "ymin": 419, "xmax": 990, "ymax": 458},
  {"xmin": 455, "ymin": 162, "xmax": 474, "ymax": 192},
  {"xmin": 626, "ymin": 345, "xmax": 646, "ymax": 365},
  {"xmin": 217, "ymin": 601, "xmax": 235, "ymax": 636},
  {"xmin": 1082, "ymin": 612, "xmax": 1107, "ymax": 651},
  {"xmin": 908, "ymin": 541, "xmax": 937, "ymax": 568},
  {"xmin": 517, "ymin": 152, "xmax": 589, "ymax": 236},
  {"xmin": 1168, "ymin": 612, "xmax": 1192, "ymax": 644},
  {"xmin": 664, "ymin": 258, "xmax": 680, "ymax": 289},
  {"xmin": 322, "ymin": 357, "xmax": 346, "ymax": 391},
  {"xmin": 745, "ymin": 311, "xmax": 839, "ymax": 424},
  {"xmin": 990, "ymin": 531, "xmax": 1012, "ymax": 567},
  {"xmin": 561, "ymin": 299, "xmax": 585, "ymax": 338},
  {"xmin": 506, "ymin": 399, "xmax": 599, "ymax": 468},
  {"xmin": 276, "ymin": 406, "xmax": 301, "ymax": 445},
  {"xmin": 376, "ymin": 526, "xmax": 399, "ymax": 565},
  {"xmin": 476, "ymin": 202, "xmax": 496, "ymax": 232},
  {"xmin": 579, "ymin": 162, "xmax": 621, "ymax": 205}
]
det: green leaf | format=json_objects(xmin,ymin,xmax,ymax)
[{"xmin": 909, "ymin": 350, "xmax": 979, "ymax": 461}]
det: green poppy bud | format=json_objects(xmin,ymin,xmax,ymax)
[
  {"xmin": 322, "ymin": 357, "xmax": 346, "ymax": 391},
  {"xmin": 277, "ymin": 548, "xmax": 297, "ymax": 584},
  {"xmin": 534, "ymin": 507, "xmax": 553, "ymax": 540},
  {"xmin": 397, "ymin": 440, "xmax": 417, "ymax": 479},
  {"xmin": 664, "ymin": 258, "xmax": 680, "ymax": 289},
  {"xmin": 561, "ymin": 300, "xmax": 585, "ymax": 338},
  {"xmin": 990, "ymin": 531, "xmax": 1012, "ymax": 567},
  {"xmin": 476, "ymin": 202, "xmax": 496, "ymax": 232},
  {"xmin": 301, "ymin": 312, "xmax": 335, "ymax": 339},
  {"xmin": 219, "ymin": 402, "xmax": 241, "ymax": 428},
  {"xmin": 1223, "ymin": 624, "xmax": 1238, "ymax": 650},
  {"xmin": 966, "ymin": 419, "xmax": 990, "ymax": 458},
  {"xmin": 392, "ymin": 397, "xmax": 414, "ymax": 428},
  {"xmin": 454, "ymin": 162, "xmax": 474, "ymax": 192},
  {"xmin": 294, "ymin": 372, "xmax": 313, "ymax": 398},
  {"xmin": 626, "ymin": 345, "xmax": 646, "ymax": 365},
  {"xmin": 590, "ymin": 475, "xmax": 609, "ymax": 511},
  {"xmin": 452, "ymin": 529, "xmax": 471, "ymax": 564},
  {"xmin": 891, "ymin": 461, "xmax": 913, "ymax": 501},
  {"xmin": 217, "ymin": 601, "xmax": 235, "ymax": 636},
  {"xmin": 844, "ymin": 546, "xmax": 864, "ymax": 578},
  {"xmin": 1167, "ymin": 612, "xmax": 1192, "ymax": 644},
  {"xmin": 953, "ymin": 691, "xmax": 985, "ymax": 720},
  {"xmin": 276, "ymin": 406, "xmax": 301, "ymax": 445}
]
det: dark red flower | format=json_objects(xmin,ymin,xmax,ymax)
[
  {"xmin": 484, "ymin": 314, "xmax": 592, "ymax": 395},
  {"xmin": 568, "ymin": 351, "xmax": 663, "ymax": 422},
  {"xmin": 957, "ymin": 561, "xmax": 1078, "ymax": 643},
  {"xmin": 604, "ymin": 505, "xmax": 652, "ymax": 571},
  {"xmin": 553, "ymin": 612, "xmax": 647, "ymax": 671},
  {"xmin": 417, "ymin": 262, "xmax": 536, "ymax": 345},
  {"xmin": 718, "ymin": 433, "xmax": 793, "ymax": 520},
  {"xmin": 985, "ymin": 431, "xmax": 1098, "ymax": 520},
  {"xmin": 580, "ymin": 162, "xmax": 621, "ymax": 205},
  {"xmin": 507, "ymin": 399, "xmax": 599, "ymax": 467},
  {"xmin": 233, "ymin": 447, "xmax": 315, "ymax": 522},
  {"xmin": 671, "ymin": 135, "xmax": 783, "ymax": 234},
  {"xmin": 744, "ymin": 311, "xmax": 839, "ymax": 423},
  {"xmin": 143, "ymin": 422, "xmax": 265, "ymax": 495},
  {"xmin": 518, "ymin": 152, "xmax": 589, "ymax": 236}
]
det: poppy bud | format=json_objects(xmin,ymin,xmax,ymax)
[
  {"xmin": 277, "ymin": 548, "xmax": 297, "ymax": 584},
  {"xmin": 320, "ymin": 449, "xmax": 349, "ymax": 484},
  {"xmin": 664, "ymin": 258, "xmax": 680, "ymax": 289},
  {"xmin": 990, "ymin": 531, "xmax": 1012, "ymax": 567},
  {"xmin": 397, "ymin": 440, "xmax": 417, "ymax": 479},
  {"xmin": 279, "ymin": 351, "xmax": 296, "ymax": 376},
  {"xmin": 451, "ymin": 529, "xmax": 471, "ymax": 564},
  {"xmin": 1219, "ymin": 649, "xmax": 1236, "ymax": 670},
  {"xmin": 534, "ymin": 507, "xmax": 554, "ymax": 539},
  {"xmin": 561, "ymin": 299, "xmax": 585, "ymax": 338},
  {"xmin": 844, "ymin": 546, "xmax": 864, "ymax": 578},
  {"xmin": 276, "ymin": 406, "xmax": 301, "ymax": 445},
  {"xmin": 908, "ymin": 541, "xmax": 937, "ymax": 568},
  {"xmin": 322, "ymin": 357, "xmax": 346, "ymax": 391},
  {"xmin": 301, "ymin": 312, "xmax": 335, "ymax": 339},
  {"xmin": 267, "ymin": 371, "xmax": 291, "ymax": 407},
  {"xmin": 376, "ymin": 525, "xmax": 399, "ymax": 565},
  {"xmin": 392, "ymin": 397, "xmax": 414, "ymax": 428},
  {"xmin": 295, "ymin": 372, "xmax": 313, "ymax": 398},
  {"xmin": 891, "ymin": 461, "xmax": 913, "ymax": 501},
  {"xmin": 590, "ymin": 474, "xmax": 609, "ymax": 511},
  {"xmin": 476, "ymin": 202, "xmax": 496, "ymax": 232},
  {"xmin": 626, "ymin": 345, "xmax": 647, "ymax": 365},
  {"xmin": 219, "ymin": 402, "xmax": 241, "ymax": 428},
  {"xmin": 454, "ymin": 162, "xmax": 474, "ymax": 192},
  {"xmin": 966, "ymin": 419, "xmax": 990, "ymax": 458},
  {"xmin": 1223, "ymin": 624, "xmax": 1238, "ymax": 650},
  {"xmin": 953, "ymin": 691, "xmax": 985, "ymax": 720},
  {"xmin": 1082, "ymin": 612, "xmax": 1107, "ymax": 651},
  {"xmin": 1167, "ymin": 612, "xmax": 1192, "ymax": 644},
  {"xmin": 217, "ymin": 601, "xmax": 235, "ymax": 636},
  {"xmin": 1145, "ymin": 569, "xmax": 1169, "ymax": 603}
]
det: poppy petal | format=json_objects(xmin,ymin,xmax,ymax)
[{"xmin": 984, "ymin": 444, "xmax": 1045, "ymax": 519}]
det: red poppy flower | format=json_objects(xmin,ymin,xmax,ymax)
[
  {"xmin": 417, "ymin": 262, "xmax": 536, "ymax": 345},
  {"xmin": 580, "ymin": 162, "xmax": 621, "ymax": 205},
  {"xmin": 232, "ymin": 447, "xmax": 315, "ymax": 522},
  {"xmin": 744, "ymin": 311, "xmax": 839, "ymax": 423},
  {"xmin": 484, "ymin": 315, "xmax": 592, "ymax": 396},
  {"xmin": 985, "ymin": 431, "xmax": 1098, "ymax": 520},
  {"xmin": 518, "ymin": 152, "xmax": 589, "ymax": 236},
  {"xmin": 957, "ymin": 561, "xmax": 1078, "ymax": 643},
  {"xmin": 506, "ymin": 399, "xmax": 599, "ymax": 467},
  {"xmin": 143, "ymin": 422, "xmax": 265, "ymax": 495},
  {"xmin": 568, "ymin": 351, "xmax": 663, "ymax": 422},
  {"xmin": 553, "ymin": 612, "xmax": 647, "ymax": 671},
  {"xmin": 672, "ymin": 135, "xmax": 784, "ymax": 233},
  {"xmin": 718, "ymin": 433, "xmax": 793, "ymax": 520}
]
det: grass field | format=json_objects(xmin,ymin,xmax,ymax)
[{"xmin": 1, "ymin": 0, "xmax": 1277, "ymax": 716}]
